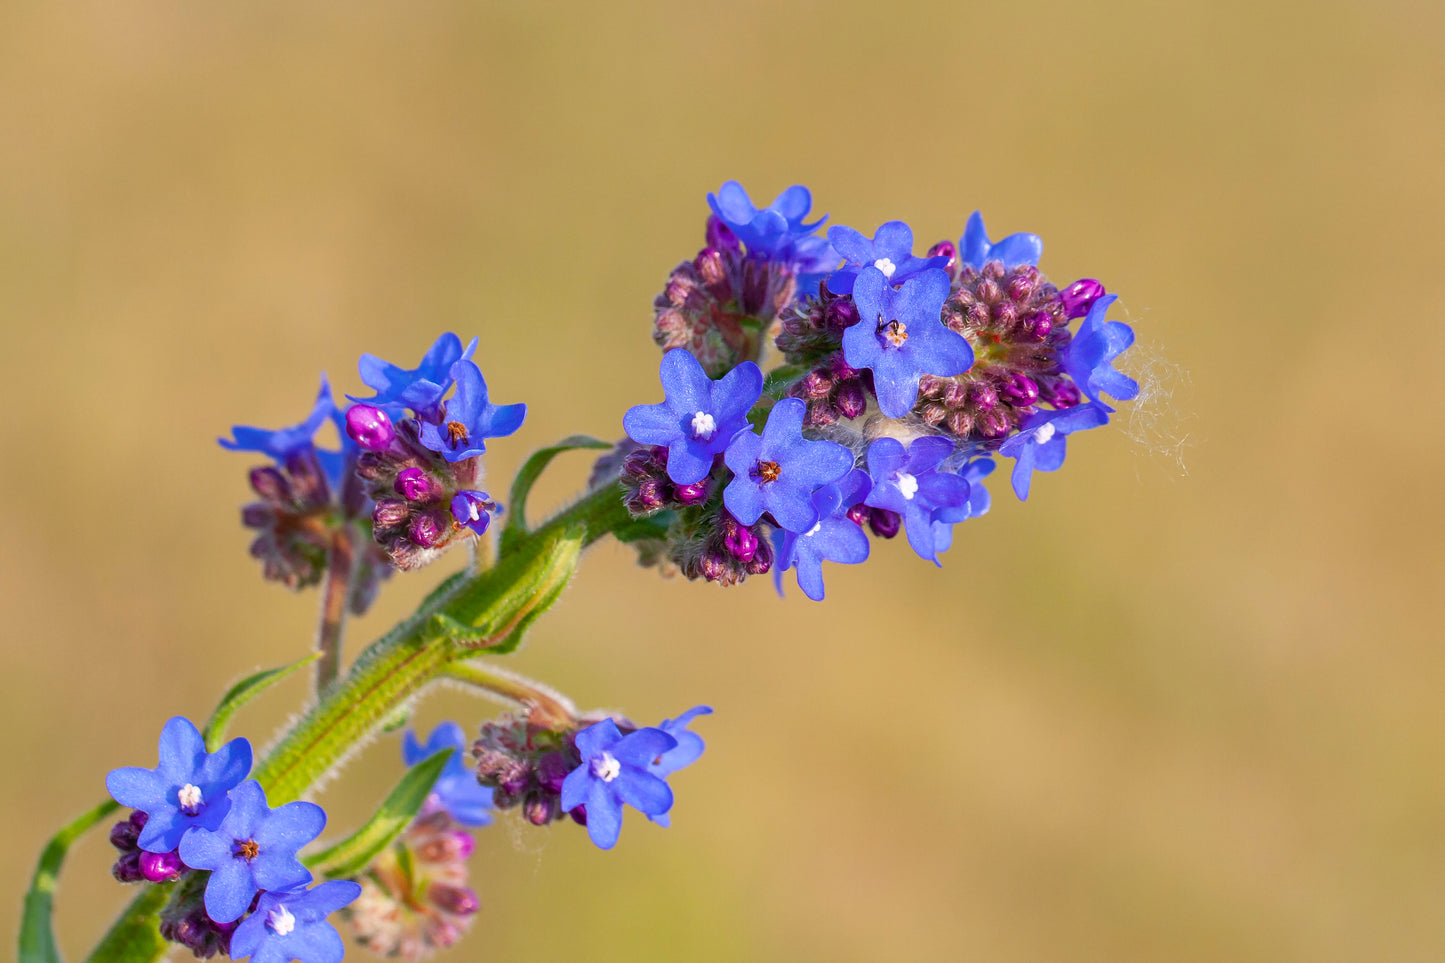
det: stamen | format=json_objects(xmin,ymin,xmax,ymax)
[
  {"xmin": 177, "ymin": 783, "xmax": 203, "ymax": 815},
  {"xmin": 896, "ymin": 472, "xmax": 919, "ymax": 500},
  {"xmin": 467, "ymin": 500, "xmax": 481, "ymax": 522},
  {"xmin": 881, "ymin": 319, "xmax": 908, "ymax": 347},
  {"xmin": 266, "ymin": 904, "xmax": 296, "ymax": 936},
  {"xmin": 873, "ymin": 257, "xmax": 897, "ymax": 278},
  {"xmin": 591, "ymin": 752, "xmax": 621, "ymax": 782},
  {"xmin": 754, "ymin": 460, "xmax": 781, "ymax": 484},
  {"xmin": 805, "ymin": 521, "xmax": 821, "ymax": 537},
  {"xmin": 690, "ymin": 411, "xmax": 717, "ymax": 441},
  {"xmin": 1034, "ymin": 423, "xmax": 1057, "ymax": 444},
  {"xmin": 236, "ymin": 839, "xmax": 260, "ymax": 861},
  {"xmin": 446, "ymin": 421, "xmax": 469, "ymax": 446}
]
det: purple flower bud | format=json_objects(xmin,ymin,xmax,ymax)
[
  {"xmin": 523, "ymin": 792, "xmax": 560, "ymax": 826},
  {"xmin": 1060, "ymin": 278, "xmax": 1106, "ymax": 319},
  {"xmin": 868, "ymin": 508, "xmax": 902, "ymax": 539},
  {"xmin": 346, "ymin": 404, "xmax": 397, "ymax": 452},
  {"xmin": 248, "ymin": 467, "xmax": 291, "ymax": 503},
  {"xmin": 926, "ymin": 239, "xmax": 957, "ymax": 268},
  {"xmin": 705, "ymin": 214, "xmax": 741, "ymax": 254},
  {"xmin": 674, "ymin": 480, "xmax": 710, "ymax": 505},
  {"xmin": 800, "ymin": 369, "xmax": 834, "ymax": 400},
  {"xmin": 395, "ymin": 467, "xmax": 443, "ymax": 502},
  {"xmin": 284, "ymin": 448, "xmax": 330, "ymax": 505},
  {"xmin": 969, "ymin": 381, "xmax": 999, "ymax": 412},
  {"xmin": 428, "ymin": 884, "xmax": 480, "ymax": 917},
  {"xmin": 373, "ymin": 498, "xmax": 410, "ymax": 529},
  {"xmin": 110, "ymin": 817, "xmax": 140, "ymax": 850},
  {"xmin": 722, "ymin": 515, "xmax": 759, "ymax": 562},
  {"xmin": 835, "ymin": 381, "xmax": 866, "ymax": 419},
  {"xmin": 139, "ymin": 850, "xmax": 185, "ymax": 883},
  {"xmin": 535, "ymin": 751, "xmax": 572, "ymax": 793},
  {"xmin": 112, "ymin": 850, "xmax": 144, "ymax": 883},
  {"xmin": 824, "ymin": 297, "xmax": 860, "ymax": 334},
  {"xmin": 409, "ymin": 511, "xmax": 447, "ymax": 548},
  {"xmin": 1002, "ymin": 373, "xmax": 1039, "ymax": 406}
]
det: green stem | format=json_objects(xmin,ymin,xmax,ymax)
[
  {"xmin": 20, "ymin": 799, "xmax": 120, "ymax": 963},
  {"xmin": 444, "ymin": 661, "xmax": 577, "ymax": 728}
]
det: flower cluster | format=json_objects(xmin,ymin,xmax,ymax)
[
  {"xmin": 611, "ymin": 181, "xmax": 1138, "ymax": 599},
  {"xmin": 105, "ymin": 717, "xmax": 358, "ymax": 961},
  {"xmin": 470, "ymin": 703, "xmax": 711, "ymax": 850}
]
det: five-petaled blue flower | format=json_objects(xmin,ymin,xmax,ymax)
[
  {"xmin": 929, "ymin": 457, "xmax": 995, "ymax": 556},
  {"xmin": 825, "ymin": 221, "xmax": 948, "ymax": 296},
  {"xmin": 219, "ymin": 378, "xmax": 338, "ymax": 462},
  {"xmin": 449, "ymin": 491, "xmax": 499, "ymax": 539},
  {"xmin": 773, "ymin": 469, "xmax": 872, "ymax": 601},
  {"xmin": 229, "ymin": 880, "xmax": 362, "ymax": 963},
  {"xmin": 1062, "ymin": 293, "xmax": 1138, "ymax": 407},
  {"xmin": 723, "ymin": 397, "xmax": 854, "ymax": 534},
  {"xmin": 560, "ymin": 720, "xmax": 677, "ymax": 850},
  {"xmin": 999, "ymin": 404, "xmax": 1111, "ymax": 500},
  {"xmin": 845, "ymin": 268, "xmax": 973, "ymax": 418},
  {"xmin": 623, "ymin": 349, "xmax": 763, "ymax": 486},
  {"xmin": 647, "ymin": 705, "xmax": 713, "ymax": 828},
  {"xmin": 403, "ymin": 722, "xmax": 496, "ymax": 827},
  {"xmin": 707, "ymin": 180, "xmax": 830, "ymax": 266},
  {"xmin": 957, "ymin": 211, "xmax": 1043, "ymax": 270},
  {"xmin": 177, "ymin": 780, "xmax": 325, "ymax": 924},
  {"xmin": 105, "ymin": 716, "xmax": 253, "ymax": 854},
  {"xmin": 350, "ymin": 332, "xmax": 479, "ymax": 417},
  {"xmin": 863, "ymin": 436, "xmax": 973, "ymax": 565},
  {"xmin": 416, "ymin": 361, "xmax": 526, "ymax": 462}
]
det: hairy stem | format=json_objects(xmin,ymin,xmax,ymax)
[
  {"xmin": 445, "ymin": 661, "xmax": 577, "ymax": 728},
  {"xmin": 314, "ymin": 527, "xmax": 355, "ymax": 694}
]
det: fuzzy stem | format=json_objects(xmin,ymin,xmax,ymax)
[{"xmin": 444, "ymin": 661, "xmax": 577, "ymax": 728}]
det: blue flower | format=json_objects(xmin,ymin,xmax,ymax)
[
  {"xmin": 844, "ymin": 268, "xmax": 973, "ymax": 418},
  {"xmin": 773, "ymin": 469, "xmax": 872, "ymax": 600},
  {"xmin": 449, "ymin": 491, "xmax": 499, "ymax": 539},
  {"xmin": 229, "ymin": 880, "xmax": 362, "ymax": 963},
  {"xmin": 560, "ymin": 720, "xmax": 678, "ymax": 850},
  {"xmin": 929, "ymin": 457, "xmax": 995, "ymax": 556},
  {"xmin": 824, "ymin": 221, "xmax": 949, "ymax": 295},
  {"xmin": 722, "ymin": 397, "xmax": 854, "ymax": 533},
  {"xmin": 1062, "ymin": 293, "xmax": 1138, "ymax": 406},
  {"xmin": 623, "ymin": 350, "xmax": 763, "ymax": 486},
  {"xmin": 177, "ymin": 780, "xmax": 325, "ymax": 923},
  {"xmin": 403, "ymin": 722, "xmax": 495, "ymax": 828},
  {"xmin": 707, "ymin": 180, "xmax": 829, "ymax": 264},
  {"xmin": 350, "ymin": 333, "xmax": 479, "ymax": 416},
  {"xmin": 416, "ymin": 361, "xmax": 526, "ymax": 462},
  {"xmin": 998, "ymin": 404, "xmax": 1111, "ymax": 500},
  {"xmin": 219, "ymin": 378, "xmax": 338, "ymax": 462},
  {"xmin": 863, "ymin": 436, "xmax": 973, "ymax": 565},
  {"xmin": 647, "ymin": 706, "xmax": 713, "ymax": 828},
  {"xmin": 958, "ymin": 211, "xmax": 1043, "ymax": 270},
  {"xmin": 105, "ymin": 716, "xmax": 253, "ymax": 854}
]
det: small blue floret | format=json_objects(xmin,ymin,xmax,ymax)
[
  {"xmin": 228, "ymin": 880, "xmax": 361, "ymax": 963},
  {"xmin": 773, "ymin": 469, "xmax": 872, "ymax": 601},
  {"xmin": 1062, "ymin": 293, "xmax": 1139, "ymax": 406},
  {"xmin": 623, "ymin": 349, "xmax": 763, "ymax": 486},
  {"xmin": 350, "ymin": 332, "xmax": 479, "ymax": 416},
  {"xmin": 722, "ymin": 398, "xmax": 854, "ymax": 534},
  {"xmin": 560, "ymin": 720, "xmax": 678, "ymax": 850},
  {"xmin": 998, "ymin": 404, "xmax": 1111, "ymax": 500},
  {"xmin": 403, "ymin": 722, "xmax": 496, "ymax": 828},
  {"xmin": 863, "ymin": 436, "xmax": 972, "ymax": 565},
  {"xmin": 844, "ymin": 268, "xmax": 972, "ymax": 418},
  {"xmin": 957, "ymin": 211, "xmax": 1043, "ymax": 270},
  {"xmin": 416, "ymin": 361, "xmax": 526, "ymax": 462},
  {"xmin": 219, "ymin": 378, "xmax": 338, "ymax": 463},
  {"xmin": 825, "ymin": 221, "xmax": 948, "ymax": 296}
]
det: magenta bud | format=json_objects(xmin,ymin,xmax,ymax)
[
  {"xmin": 409, "ymin": 511, "xmax": 447, "ymax": 548},
  {"xmin": 535, "ymin": 751, "xmax": 571, "ymax": 793},
  {"xmin": 1002, "ymin": 374, "xmax": 1039, "ymax": 406},
  {"xmin": 373, "ymin": 498, "xmax": 409, "ymax": 529},
  {"xmin": 927, "ymin": 239, "xmax": 957, "ymax": 266},
  {"xmin": 969, "ymin": 382, "xmax": 999, "ymax": 412},
  {"xmin": 744, "ymin": 537, "xmax": 773, "ymax": 575},
  {"xmin": 140, "ymin": 850, "xmax": 184, "ymax": 883},
  {"xmin": 723, "ymin": 517, "xmax": 759, "ymax": 562},
  {"xmin": 1027, "ymin": 314, "xmax": 1053, "ymax": 341},
  {"xmin": 345, "ymin": 404, "xmax": 396, "ymax": 452},
  {"xmin": 452, "ymin": 830, "xmax": 476, "ymax": 860},
  {"xmin": 824, "ymin": 298, "xmax": 860, "ymax": 333},
  {"xmin": 979, "ymin": 409, "xmax": 1012, "ymax": 439},
  {"xmin": 1060, "ymin": 278, "xmax": 1106, "ymax": 318},
  {"xmin": 429, "ymin": 884, "xmax": 480, "ymax": 917},
  {"xmin": 394, "ymin": 467, "xmax": 442, "ymax": 502},
  {"xmin": 800, "ymin": 369, "xmax": 834, "ymax": 400},
  {"xmin": 835, "ymin": 382, "xmax": 866, "ymax": 419},
  {"xmin": 674, "ymin": 480, "xmax": 710, "ymax": 505},
  {"xmin": 868, "ymin": 508, "xmax": 901, "ymax": 539},
  {"xmin": 523, "ymin": 793, "xmax": 560, "ymax": 826}
]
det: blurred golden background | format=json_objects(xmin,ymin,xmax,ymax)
[{"xmin": 3, "ymin": 2, "xmax": 1443, "ymax": 960}]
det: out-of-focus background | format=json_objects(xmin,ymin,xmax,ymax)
[{"xmin": 3, "ymin": 2, "xmax": 1443, "ymax": 960}]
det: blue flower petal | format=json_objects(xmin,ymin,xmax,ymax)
[{"xmin": 584, "ymin": 781, "xmax": 624, "ymax": 850}]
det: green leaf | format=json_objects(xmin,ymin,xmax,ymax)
[
  {"xmin": 500, "ymin": 435, "xmax": 613, "ymax": 552},
  {"xmin": 20, "ymin": 798, "xmax": 121, "ymax": 963},
  {"xmin": 762, "ymin": 363, "xmax": 806, "ymax": 398},
  {"xmin": 305, "ymin": 749, "xmax": 453, "ymax": 879},
  {"xmin": 81, "ymin": 883, "xmax": 171, "ymax": 963},
  {"xmin": 612, "ymin": 511, "xmax": 675, "ymax": 544},
  {"xmin": 203, "ymin": 652, "xmax": 320, "ymax": 751}
]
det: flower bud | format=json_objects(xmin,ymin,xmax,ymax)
[
  {"xmin": 395, "ymin": 467, "xmax": 443, "ymax": 502},
  {"xmin": 346, "ymin": 404, "xmax": 397, "ymax": 452},
  {"xmin": 1060, "ymin": 278, "xmax": 1106, "ymax": 318},
  {"xmin": 373, "ymin": 498, "xmax": 410, "ymax": 530},
  {"xmin": 409, "ymin": 511, "xmax": 447, "ymax": 548},
  {"xmin": 248, "ymin": 467, "xmax": 291, "ymax": 503},
  {"xmin": 523, "ymin": 792, "xmax": 560, "ymax": 826},
  {"xmin": 140, "ymin": 850, "xmax": 185, "ymax": 883},
  {"xmin": 835, "ymin": 381, "xmax": 867, "ymax": 419}
]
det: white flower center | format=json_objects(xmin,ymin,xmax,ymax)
[
  {"xmin": 896, "ymin": 472, "xmax": 919, "ymax": 500},
  {"xmin": 1034, "ymin": 423, "xmax": 1057, "ymax": 444},
  {"xmin": 805, "ymin": 521, "xmax": 821, "ymax": 537},
  {"xmin": 466, "ymin": 500, "xmax": 481, "ymax": 522},
  {"xmin": 177, "ymin": 784, "xmax": 203, "ymax": 814},
  {"xmin": 592, "ymin": 752, "xmax": 621, "ymax": 782},
  {"xmin": 873, "ymin": 257, "xmax": 897, "ymax": 278},
  {"xmin": 690, "ymin": 411, "xmax": 717, "ymax": 441},
  {"xmin": 266, "ymin": 904, "xmax": 296, "ymax": 936}
]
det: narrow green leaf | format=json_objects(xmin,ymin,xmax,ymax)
[
  {"xmin": 203, "ymin": 652, "xmax": 320, "ymax": 750},
  {"xmin": 441, "ymin": 523, "xmax": 584, "ymax": 655},
  {"xmin": 81, "ymin": 883, "xmax": 170, "ymax": 963},
  {"xmin": 500, "ymin": 435, "xmax": 613, "ymax": 552},
  {"xmin": 20, "ymin": 798, "xmax": 121, "ymax": 963},
  {"xmin": 762, "ymin": 364, "xmax": 806, "ymax": 398},
  {"xmin": 305, "ymin": 749, "xmax": 453, "ymax": 879}
]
